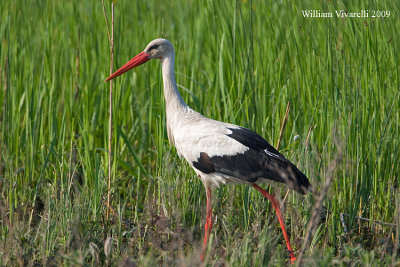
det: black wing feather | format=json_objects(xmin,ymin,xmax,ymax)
[{"xmin": 192, "ymin": 127, "xmax": 311, "ymax": 194}]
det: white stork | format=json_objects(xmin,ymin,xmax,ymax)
[{"xmin": 105, "ymin": 38, "xmax": 312, "ymax": 263}]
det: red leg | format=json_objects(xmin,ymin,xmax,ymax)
[
  {"xmin": 201, "ymin": 187, "xmax": 213, "ymax": 261},
  {"xmin": 252, "ymin": 184, "xmax": 296, "ymax": 264}
]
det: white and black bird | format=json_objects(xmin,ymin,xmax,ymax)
[{"xmin": 105, "ymin": 38, "xmax": 312, "ymax": 263}]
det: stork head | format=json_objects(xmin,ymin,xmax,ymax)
[
  {"xmin": 105, "ymin": 38, "xmax": 174, "ymax": 82},
  {"xmin": 144, "ymin": 38, "xmax": 174, "ymax": 60}
]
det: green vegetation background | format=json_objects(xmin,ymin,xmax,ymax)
[{"xmin": 1, "ymin": 0, "xmax": 399, "ymax": 265}]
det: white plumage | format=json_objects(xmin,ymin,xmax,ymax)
[
  {"xmin": 105, "ymin": 38, "xmax": 312, "ymax": 263},
  {"xmin": 172, "ymin": 115, "xmax": 249, "ymax": 166},
  {"xmin": 173, "ymin": 115, "xmax": 250, "ymax": 187}
]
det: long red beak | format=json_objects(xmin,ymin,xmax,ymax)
[{"xmin": 105, "ymin": 51, "xmax": 150, "ymax": 82}]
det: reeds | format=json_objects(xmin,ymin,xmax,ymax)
[{"xmin": 0, "ymin": 0, "xmax": 399, "ymax": 265}]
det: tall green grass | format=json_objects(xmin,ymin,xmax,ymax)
[{"xmin": 1, "ymin": 0, "xmax": 399, "ymax": 265}]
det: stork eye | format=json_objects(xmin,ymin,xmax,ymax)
[{"xmin": 149, "ymin": 44, "xmax": 159, "ymax": 51}]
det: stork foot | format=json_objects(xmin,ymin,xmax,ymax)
[{"xmin": 287, "ymin": 249, "xmax": 296, "ymax": 264}]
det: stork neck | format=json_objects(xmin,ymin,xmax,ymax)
[{"xmin": 161, "ymin": 54, "xmax": 187, "ymax": 112}]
